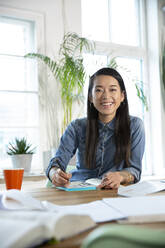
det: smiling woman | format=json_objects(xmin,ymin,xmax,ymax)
[
  {"xmin": 90, "ymin": 75, "xmax": 124, "ymax": 123},
  {"xmin": 46, "ymin": 67, "xmax": 145, "ymax": 190}
]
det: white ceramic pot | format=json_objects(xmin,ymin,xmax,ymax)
[{"xmin": 11, "ymin": 154, "xmax": 32, "ymax": 173}]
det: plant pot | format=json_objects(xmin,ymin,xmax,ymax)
[{"xmin": 11, "ymin": 154, "xmax": 33, "ymax": 173}]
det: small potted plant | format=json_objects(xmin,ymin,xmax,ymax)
[{"xmin": 7, "ymin": 137, "xmax": 35, "ymax": 173}]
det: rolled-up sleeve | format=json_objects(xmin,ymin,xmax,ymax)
[
  {"xmin": 124, "ymin": 117, "xmax": 145, "ymax": 182},
  {"xmin": 46, "ymin": 120, "xmax": 78, "ymax": 180}
]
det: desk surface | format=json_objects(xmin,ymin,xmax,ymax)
[
  {"xmin": 1, "ymin": 179, "xmax": 165, "ymax": 248},
  {"xmin": 26, "ymin": 185, "xmax": 165, "ymax": 248}
]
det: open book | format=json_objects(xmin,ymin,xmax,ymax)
[
  {"xmin": 0, "ymin": 190, "xmax": 96, "ymax": 248},
  {"xmin": 56, "ymin": 178, "xmax": 102, "ymax": 191},
  {"xmin": 0, "ymin": 189, "xmax": 125, "ymax": 223},
  {"xmin": 0, "ymin": 211, "xmax": 95, "ymax": 248}
]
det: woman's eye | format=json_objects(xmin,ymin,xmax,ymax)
[
  {"xmin": 95, "ymin": 88, "xmax": 102, "ymax": 92},
  {"xmin": 110, "ymin": 89, "xmax": 116, "ymax": 92}
]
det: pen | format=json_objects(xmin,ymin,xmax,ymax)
[{"xmin": 56, "ymin": 159, "xmax": 72, "ymax": 182}]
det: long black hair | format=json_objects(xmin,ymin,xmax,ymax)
[{"xmin": 85, "ymin": 67, "xmax": 130, "ymax": 169}]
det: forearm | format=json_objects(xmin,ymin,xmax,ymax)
[
  {"xmin": 49, "ymin": 166, "xmax": 59, "ymax": 182},
  {"xmin": 118, "ymin": 170, "xmax": 135, "ymax": 184},
  {"xmin": 46, "ymin": 159, "xmax": 60, "ymax": 181}
]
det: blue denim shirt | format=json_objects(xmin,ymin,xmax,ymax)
[{"xmin": 46, "ymin": 116, "xmax": 145, "ymax": 183}]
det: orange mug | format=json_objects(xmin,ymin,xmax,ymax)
[{"xmin": 3, "ymin": 168, "xmax": 24, "ymax": 190}]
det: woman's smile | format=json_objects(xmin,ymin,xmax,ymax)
[{"xmin": 101, "ymin": 101, "xmax": 114, "ymax": 108}]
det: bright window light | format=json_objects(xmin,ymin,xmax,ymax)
[
  {"xmin": 81, "ymin": 0, "xmax": 109, "ymax": 41},
  {"xmin": 0, "ymin": 16, "xmax": 39, "ymax": 171},
  {"xmin": 109, "ymin": 0, "xmax": 140, "ymax": 46},
  {"xmin": 81, "ymin": 0, "xmax": 140, "ymax": 46}
]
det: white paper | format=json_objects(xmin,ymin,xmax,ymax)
[
  {"xmin": 0, "ymin": 190, "xmax": 126, "ymax": 223},
  {"xmin": 0, "ymin": 210, "xmax": 96, "ymax": 247},
  {"xmin": 0, "ymin": 218, "xmax": 46, "ymax": 248},
  {"xmin": 85, "ymin": 178, "xmax": 102, "ymax": 186},
  {"xmin": 1, "ymin": 189, "xmax": 45, "ymax": 210},
  {"xmin": 44, "ymin": 200, "xmax": 126, "ymax": 223},
  {"xmin": 118, "ymin": 180, "xmax": 165, "ymax": 197},
  {"xmin": 103, "ymin": 195, "xmax": 165, "ymax": 217},
  {"xmin": 0, "ymin": 211, "xmax": 61, "ymax": 248}
]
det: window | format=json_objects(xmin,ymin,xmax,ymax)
[
  {"xmin": 109, "ymin": 0, "xmax": 140, "ymax": 46},
  {"xmin": 0, "ymin": 16, "xmax": 39, "ymax": 171},
  {"xmin": 82, "ymin": 0, "xmax": 140, "ymax": 46},
  {"xmin": 81, "ymin": 0, "xmax": 109, "ymax": 42},
  {"xmin": 81, "ymin": 0, "xmax": 151, "ymax": 175}
]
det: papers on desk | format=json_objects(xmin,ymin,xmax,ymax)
[
  {"xmin": 0, "ymin": 189, "xmax": 45, "ymax": 210},
  {"xmin": 0, "ymin": 189, "xmax": 126, "ymax": 223},
  {"xmin": 44, "ymin": 200, "xmax": 125, "ymax": 223},
  {"xmin": 118, "ymin": 180, "xmax": 165, "ymax": 197},
  {"xmin": 0, "ymin": 190, "xmax": 125, "ymax": 248},
  {"xmin": 0, "ymin": 190, "xmax": 96, "ymax": 247},
  {"xmin": 1, "ymin": 180, "xmax": 165, "ymax": 248},
  {"xmin": 0, "ymin": 211, "xmax": 96, "ymax": 248},
  {"xmin": 103, "ymin": 195, "xmax": 165, "ymax": 224},
  {"xmin": 103, "ymin": 195, "xmax": 165, "ymax": 217}
]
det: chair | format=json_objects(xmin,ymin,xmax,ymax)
[{"xmin": 81, "ymin": 224, "xmax": 165, "ymax": 248}]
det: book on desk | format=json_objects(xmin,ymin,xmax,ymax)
[
  {"xmin": 0, "ymin": 190, "xmax": 96, "ymax": 248},
  {"xmin": 1, "ymin": 179, "xmax": 165, "ymax": 248},
  {"xmin": 56, "ymin": 178, "xmax": 102, "ymax": 191}
]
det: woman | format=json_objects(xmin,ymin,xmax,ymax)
[{"xmin": 46, "ymin": 67, "xmax": 145, "ymax": 189}]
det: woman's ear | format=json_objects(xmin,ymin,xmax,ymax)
[{"xmin": 121, "ymin": 91, "xmax": 125, "ymax": 102}]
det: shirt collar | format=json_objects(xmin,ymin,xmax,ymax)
[{"xmin": 98, "ymin": 117, "xmax": 116, "ymax": 131}]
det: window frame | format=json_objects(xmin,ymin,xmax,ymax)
[{"xmin": 0, "ymin": 6, "xmax": 45, "ymax": 172}]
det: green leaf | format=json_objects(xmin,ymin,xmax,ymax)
[
  {"xmin": 25, "ymin": 32, "xmax": 94, "ymax": 132},
  {"xmin": 6, "ymin": 137, "xmax": 35, "ymax": 155}
]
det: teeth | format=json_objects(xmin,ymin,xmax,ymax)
[{"xmin": 102, "ymin": 103, "xmax": 113, "ymax": 106}]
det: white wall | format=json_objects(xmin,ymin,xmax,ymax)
[
  {"xmin": 0, "ymin": 0, "xmax": 81, "ymax": 55},
  {"xmin": 0, "ymin": 0, "xmax": 62, "ymax": 55}
]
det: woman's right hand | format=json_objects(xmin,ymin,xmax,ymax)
[{"xmin": 51, "ymin": 168, "xmax": 72, "ymax": 187}]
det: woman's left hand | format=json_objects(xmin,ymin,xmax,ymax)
[{"xmin": 98, "ymin": 172, "xmax": 123, "ymax": 189}]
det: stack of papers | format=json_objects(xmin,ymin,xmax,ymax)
[
  {"xmin": 118, "ymin": 180, "xmax": 165, "ymax": 197},
  {"xmin": 103, "ymin": 195, "xmax": 165, "ymax": 217}
]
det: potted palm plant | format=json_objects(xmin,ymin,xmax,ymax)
[
  {"xmin": 25, "ymin": 32, "xmax": 95, "ymax": 135},
  {"xmin": 7, "ymin": 137, "xmax": 35, "ymax": 173}
]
